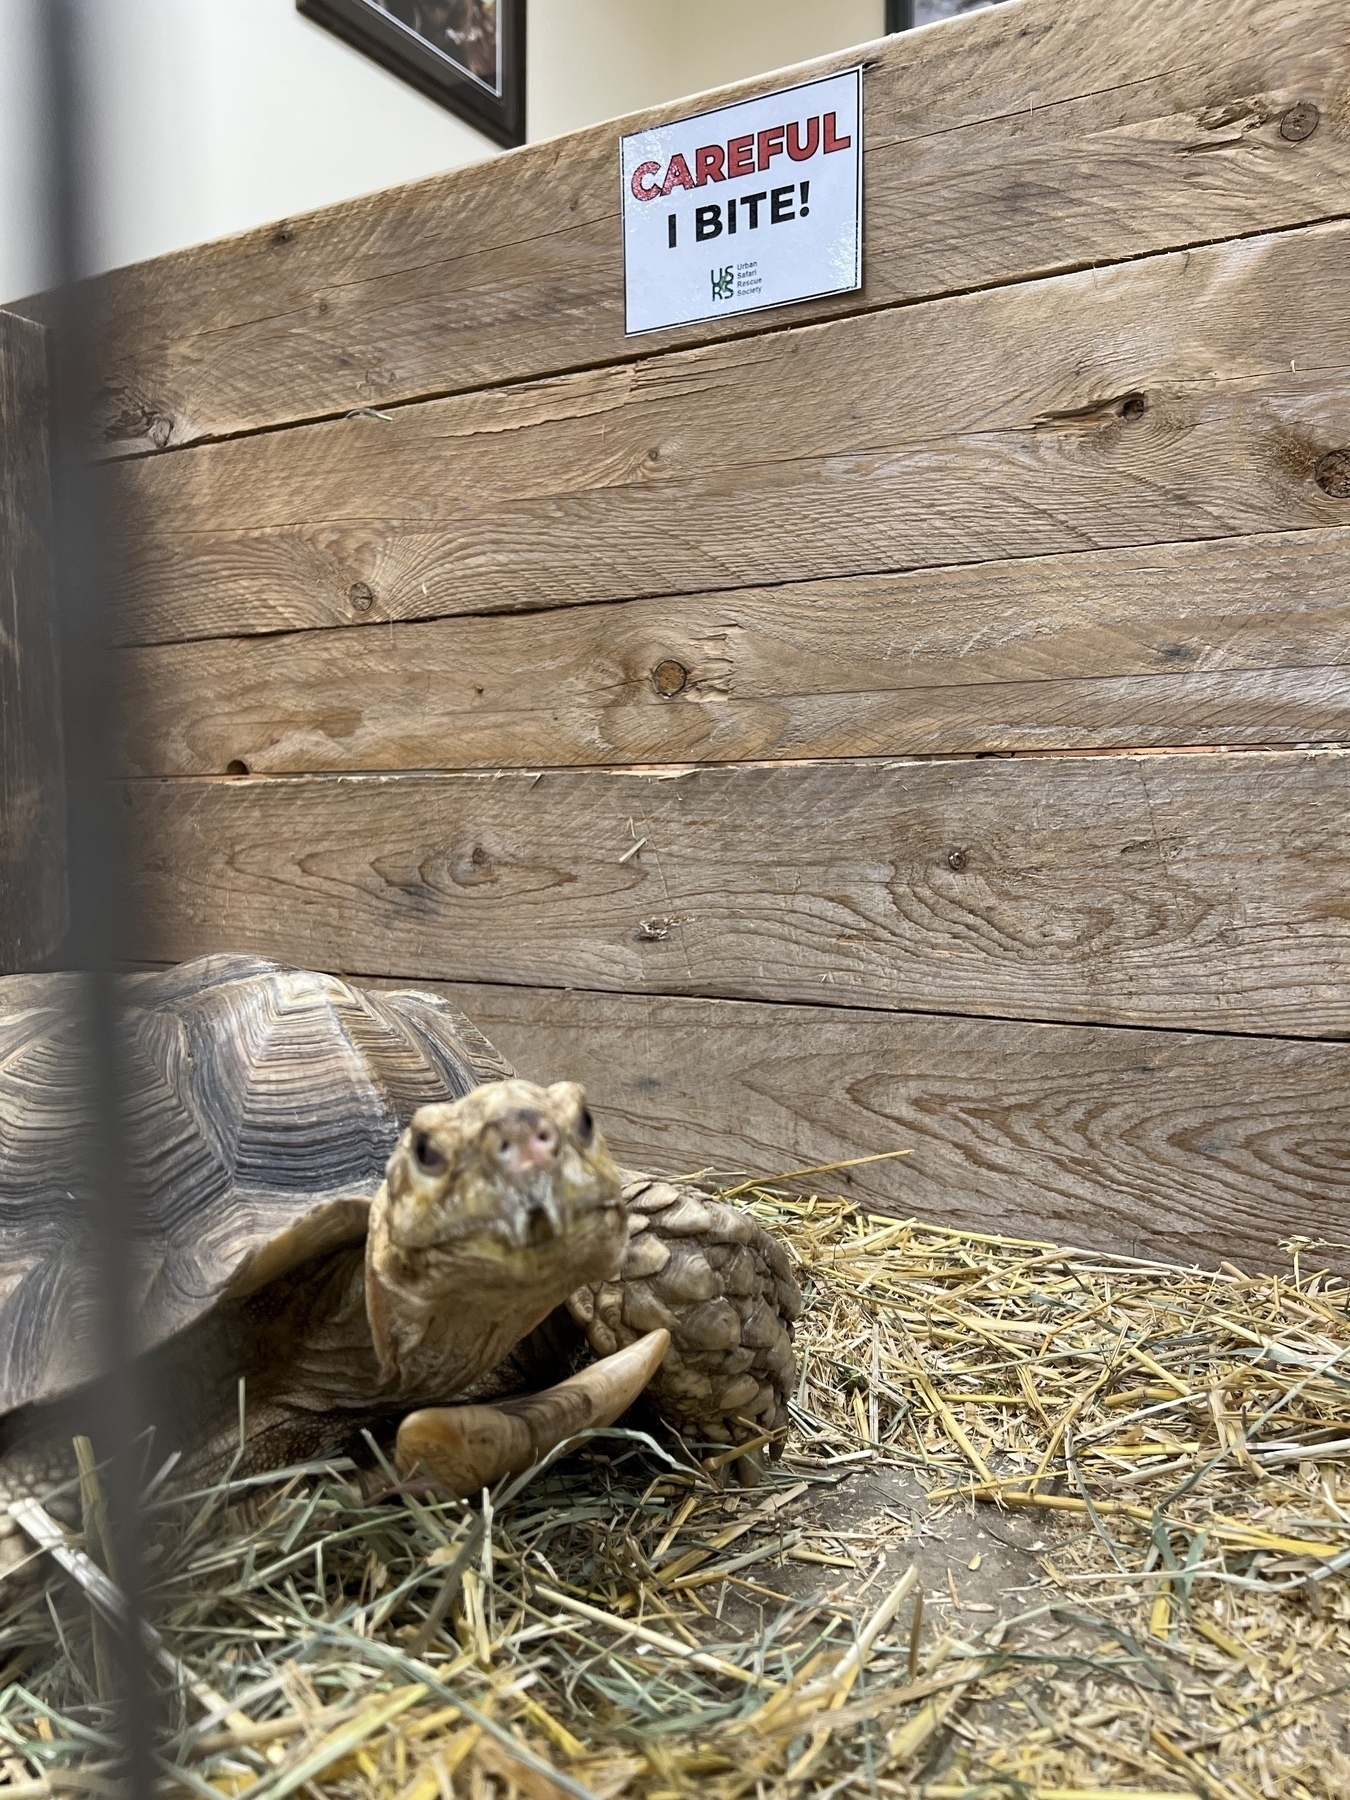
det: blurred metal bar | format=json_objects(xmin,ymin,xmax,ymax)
[
  {"xmin": 35, "ymin": 0, "xmax": 156, "ymax": 1788},
  {"xmin": 0, "ymin": 308, "xmax": 66, "ymax": 972},
  {"xmin": 886, "ymin": 1, "xmax": 915, "ymax": 31}
]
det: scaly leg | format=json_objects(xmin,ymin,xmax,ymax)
[
  {"xmin": 0, "ymin": 1438, "xmax": 80, "ymax": 1582},
  {"xmin": 568, "ymin": 1176, "xmax": 802, "ymax": 1483}
]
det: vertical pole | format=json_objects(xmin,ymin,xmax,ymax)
[
  {"xmin": 0, "ymin": 309, "xmax": 66, "ymax": 972},
  {"xmin": 886, "ymin": 1, "xmax": 916, "ymax": 31},
  {"xmin": 36, "ymin": 0, "xmax": 155, "ymax": 1789}
]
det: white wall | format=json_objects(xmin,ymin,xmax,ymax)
[
  {"xmin": 0, "ymin": 0, "xmax": 885, "ymax": 307},
  {"xmin": 530, "ymin": 2, "xmax": 886, "ymax": 142}
]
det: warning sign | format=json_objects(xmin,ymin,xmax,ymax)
[{"xmin": 620, "ymin": 67, "xmax": 862, "ymax": 336}]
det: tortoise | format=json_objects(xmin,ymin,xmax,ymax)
[{"xmin": 0, "ymin": 955, "xmax": 800, "ymax": 1576}]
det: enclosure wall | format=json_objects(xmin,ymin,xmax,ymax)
[{"xmin": 11, "ymin": 0, "xmax": 1349, "ymax": 1268}]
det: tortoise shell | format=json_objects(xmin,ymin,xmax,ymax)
[{"xmin": 0, "ymin": 955, "xmax": 511, "ymax": 1416}]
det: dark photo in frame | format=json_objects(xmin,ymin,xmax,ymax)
[
  {"xmin": 297, "ymin": 0, "xmax": 526, "ymax": 147},
  {"xmin": 886, "ymin": 0, "xmax": 1010, "ymax": 26}
]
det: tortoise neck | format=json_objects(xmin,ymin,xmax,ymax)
[{"xmin": 364, "ymin": 1188, "xmax": 560, "ymax": 1401}]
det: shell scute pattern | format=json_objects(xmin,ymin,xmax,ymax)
[
  {"xmin": 0, "ymin": 980, "xmax": 104, "ymax": 1406},
  {"xmin": 0, "ymin": 958, "xmax": 508, "ymax": 1417}
]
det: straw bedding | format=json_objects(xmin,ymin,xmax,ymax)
[{"xmin": 1, "ymin": 1188, "xmax": 1346, "ymax": 1799}]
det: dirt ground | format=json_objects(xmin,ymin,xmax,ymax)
[{"xmin": 706, "ymin": 1454, "xmax": 1350, "ymax": 1791}]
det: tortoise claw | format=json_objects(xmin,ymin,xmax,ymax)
[{"xmin": 395, "ymin": 1327, "xmax": 670, "ymax": 1497}]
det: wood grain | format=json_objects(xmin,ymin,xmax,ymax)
[
  {"xmin": 114, "ymin": 529, "xmax": 1350, "ymax": 775},
  {"xmin": 16, "ymin": 0, "xmax": 1350, "ymax": 453},
  {"xmin": 103, "ymin": 220, "xmax": 1350, "ymax": 648},
  {"xmin": 399, "ymin": 980, "xmax": 1350, "ymax": 1275},
  {"xmin": 0, "ymin": 312, "xmax": 66, "ymax": 972},
  {"xmin": 122, "ymin": 749, "xmax": 1350, "ymax": 1037}
]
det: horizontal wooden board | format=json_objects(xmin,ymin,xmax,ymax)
[
  {"xmin": 122, "ymin": 749, "xmax": 1350, "ymax": 1037},
  {"xmin": 115, "ymin": 530, "xmax": 1350, "ymax": 775},
  {"xmin": 399, "ymin": 981, "xmax": 1350, "ymax": 1274},
  {"xmin": 0, "ymin": 312, "xmax": 66, "ymax": 972},
  {"xmin": 18, "ymin": 0, "xmax": 1350, "ymax": 453},
  {"xmin": 104, "ymin": 221, "xmax": 1350, "ymax": 647}
]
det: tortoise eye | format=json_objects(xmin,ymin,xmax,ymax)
[
  {"xmin": 412, "ymin": 1130, "xmax": 447, "ymax": 1175},
  {"xmin": 576, "ymin": 1106, "xmax": 595, "ymax": 1146}
]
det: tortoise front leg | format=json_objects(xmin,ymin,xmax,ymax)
[
  {"xmin": 568, "ymin": 1176, "xmax": 802, "ymax": 1481},
  {"xmin": 395, "ymin": 1328, "xmax": 670, "ymax": 1497}
]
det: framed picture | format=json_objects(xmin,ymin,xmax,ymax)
[
  {"xmin": 297, "ymin": 0, "xmax": 526, "ymax": 147},
  {"xmin": 886, "ymin": 0, "xmax": 1010, "ymax": 26}
]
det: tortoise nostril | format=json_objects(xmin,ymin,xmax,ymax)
[
  {"xmin": 495, "ymin": 1108, "xmax": 560, "ymax": 1173},
  {"xmin": 527, "ymin": 1122, "xmax": 560, "ymax": 1169}
]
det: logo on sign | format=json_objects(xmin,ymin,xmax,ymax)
[{"xmin": 620, "ymin": 68, "xmax": 862, "ymax": 336}]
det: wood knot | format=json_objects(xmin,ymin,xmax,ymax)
[
  {"xmin": 1314, "ymin": 450, "xmax": 1350, "ymax": 498},
  {"xmin": 651, "ymin": 659, "xmax": 689, "ymax": 696},
  {"xmin": 1279, "ymin": 102, "xmax": 1319, "ymax": 142},
  {"xmin": 100, "ymin": 400, "xmax": 173, "ymax": 447},
  {"xmin": 450, "ymin": 842, "xmax": 497, "ymax": 887},
  {"xmin": 348, "ymin": 582, "xmax": 375, "ymax": 612}
]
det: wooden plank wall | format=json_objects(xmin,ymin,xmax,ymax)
[
  {"xmin": 30, "ymin": 0, "xmax": 1349, "ymax": 1268},
  {"xmin": 0, "ymin": 311, "xmax": 65, "ymax": 973}
]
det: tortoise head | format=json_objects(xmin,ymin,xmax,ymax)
[{"xmin": 366, "ymin": 1079, "xmax": 626, "ymax": 1394}]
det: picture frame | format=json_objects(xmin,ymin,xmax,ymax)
[
  {"xmin": 887, "ymin": 0, "xmax": 1010, "ymax": 26},
  {"xmin": 297, "ymin": 0, "xmax": 526, "ymax": 148}
]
